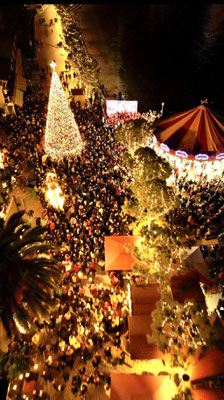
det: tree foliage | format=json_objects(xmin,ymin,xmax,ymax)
[
  {"xmin": 147, "ymin": 295, "xmax": 210, "ymax": 367},
  {"xmin": 115, "ymin": 118, "xmax": 153, "ymax": 152},
  {"xmin": 123, "ymin": 144, "xmax": 187, "ymax": 282},
  {"xmin": 0, "ymin": 350, "xmax": 29, "ymax": 381},
  {"xmin": 0, "ymin": 212, "xmax": 62, "ymax": 344},
  {"xmin": 116, "ymin": 118, "xmax": 191, "ymax": 282}
]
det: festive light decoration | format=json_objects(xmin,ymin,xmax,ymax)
[
  {"xmin": 152, "ymin": 134, "xmax": 157, "ymax": 144},
  {"xmin": 148, "ymin": 296, "xmax": 210, "ymax": 367},
  {"xmin": 0, "ymin": 152, "xmax": 4, "ymax": 168},
  {"xmin": 44, "ymin": 61, "xmax": 84, "ymax": 162},
  {"xmin": 142, "ymin": 102, "xmax": 164, "ymax": 123},
  {"xmin": 56, "ymin": 5, "xmax": 98, "ymax": 87},
  {"xmin": 175, "ymin": 150, "xmax": 188, "ymax": 158},
  {"xmin": 195, "ymin": 153, "xmax": 209, "ymax": 161},
  {"xmin": 146, "ymin": 136, "xmax": 224, "ymax": 182},
  {"xmin": 118, "ymin": 139, "xmax": 184, "ymax": 282},
  {"xmin": 216, "ymin": 153, "xmax": 224, "ymax": 159},
  {"xmin": 161, "ymin": 143, "xmax": 170, "ymax": 152},
  {"xmin": 45, "ymin": 172, "xmax": 65, "ymax": 210}
]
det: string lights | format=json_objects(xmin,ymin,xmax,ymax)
[
  {"xmin": 148, "ymin": 135, "xmax": 224, "ymax": 182},
  {"xmin": 44, "ymin": 61, "xmax": 84, "ymax": 162},
  {"xmin": 148, "ymin": 297, "xmax": 210, "ymax": 367}
]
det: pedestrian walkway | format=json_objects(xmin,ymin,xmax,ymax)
[
  {"xmin": 34, "ymin": 5, "xmax": 67, "ymax": 76},
  {"xmin": 5, "ymin": 187, "xmax": 42, "ymax": 227}
]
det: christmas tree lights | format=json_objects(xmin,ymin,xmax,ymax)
[{"xmin": 44, "ymin": 61, "xmax": 84, "ymax": 162}]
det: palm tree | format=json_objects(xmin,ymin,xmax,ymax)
[{"xmin": 0, "ymin": 211, "xmax": 62, "ymax": 346}]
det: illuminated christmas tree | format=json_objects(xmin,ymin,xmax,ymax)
[{"xmin": 44, "ymin": 61, "xmax": 84, "ymax": 162}]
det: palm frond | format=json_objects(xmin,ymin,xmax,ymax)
[
  {"xmin": 0, "ymin": 211, "xmax": 25, "ymax": 238},
  {"xmin": 0, "ymin": 212, "xmax": 63, "ymax": 340}
]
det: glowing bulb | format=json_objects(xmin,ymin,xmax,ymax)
[
  {"xmin": 50, "ymin": 60, "xmax": 56, "ymax": 70},
  {"xmin": 161, "ymin": 143, "xmax": 170, "ymax": 152},
  {"xmin": 195, "ymin": 153, "xmax": 208, "ymax": 161},
  {"xmin": 175, "ymin": 150, "xmax": 188, "ymax": 158},
  {"xmin": 216, "ymin": 153, "xmax": 224, "ymax": 159}
]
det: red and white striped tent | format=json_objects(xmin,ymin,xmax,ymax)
[{"xmin": 156, "ymin": 105, "xmax": 224, "ymax": 155}]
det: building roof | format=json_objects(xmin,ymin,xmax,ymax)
[
  {"xmin": 104, "ymin": 235, "xmax": 142, "ymax": 271},
  {"xmin": 110, "ymin": 374, "xmax": 172, "ymax": 400},
  {"xmin": 156, "ymin": 105, "xmax": 224, "ymax": 155}
]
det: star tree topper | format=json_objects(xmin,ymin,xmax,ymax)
[{"xmin": 50, "ymin": 60, "xmax": 56, "ymax": 70}]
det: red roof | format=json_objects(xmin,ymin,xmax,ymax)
[
  {"xmin": 156, "ymin": 105, "xmax": 224, "ymax": 154},
  {"xmin": 104, "ymin": 236, "xmax": 142, "ymax": 271},
  {"xmin": 110, "ymin": 374, "xmax": 172, "ymax": 400},
  {"xmin": 128, "ymin": 284, "xmax": 164, "ymax": 360},
  {"xmin": 188, "ymin": 346, "xmax": 224, "ymax": 381}
]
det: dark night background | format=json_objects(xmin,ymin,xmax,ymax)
[
  {"xmin": 88, "ymin": 4, "xmax": 224, "ymax": 115},
  {"xmin": 1, "ymin": 4, "xmax": 224, "ymax": 115}
]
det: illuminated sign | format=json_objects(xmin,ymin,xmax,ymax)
[{"xmin": 106, "ymin": 100, "xmax": 138, "ymax": 116}]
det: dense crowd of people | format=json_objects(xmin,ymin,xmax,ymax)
[
  {"xmin": 2, "ymin": 84, "xmax": 133, "ymax": 399},
  {"xmin": 0, "ymin": 91, "xmax": 47, "ymax": 210},
  {"xmin": 171, "ymin": 177, "xmax": 224, "ymax": 241},
  {"xmin": 0, "ymin": 8, "xmax": 224, "ymax": 397},
  {"xmin": 1, "ymin": 75, "xmax": 224, "ymax": 398},
  {"xmin": 106, "ymin": 111, "xmax": 141, "ymax": 127}
]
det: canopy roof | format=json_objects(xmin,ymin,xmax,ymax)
[
  {"xmin": 156, "ymin": 105, "xmax": 224, "ymax": 155},
  {"xmin": 188, "ymin": 345, "xmax": 224, "ymax": 381},
  {"xmin": 110, "ymin": 374, "xmax": 172, "ymax": 400},
  {"xmin": 104, "ymin": 236, "xmax": 142, "ymax": 271}
]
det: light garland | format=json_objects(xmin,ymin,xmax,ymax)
[
  {"xmin": 175, "ymin": 150, "xmax": 188, "ymax": 158},
  {"xmin": 147, "ymin": 135, "xmax": 224, "ymax": 182},
  {"xmin": 161, "ymin": 143, "xmax": 170, "ymax": 152},
  {"xmin": 44, "ymin": 61, "xmax": 84, "ymax": 162},
  {"xmin": 141, "ymin": 102, "xmax": 164, "ymax": 123},
  {"xmin": 148, "ymin": 297, "xmax": 209, "ymax": 368}
]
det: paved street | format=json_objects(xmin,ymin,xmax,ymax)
[{"xmin": 34, "ymin": 5, "xmax": 67, "ymax": 76}]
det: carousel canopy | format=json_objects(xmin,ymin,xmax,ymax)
[{"xmin": 156, "ymin": 105, "xmax": 224, "ymax": 155}]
